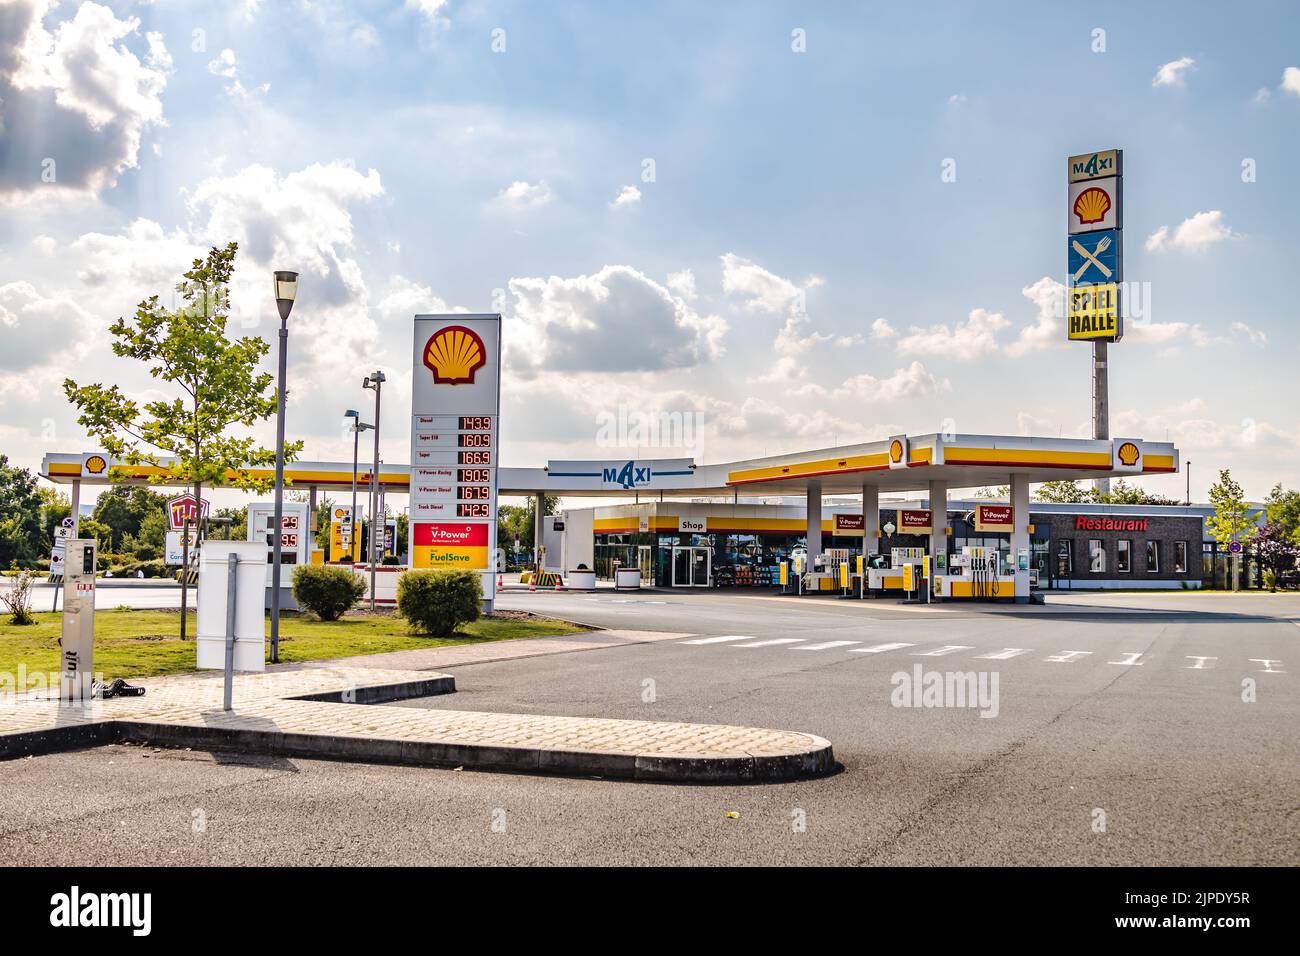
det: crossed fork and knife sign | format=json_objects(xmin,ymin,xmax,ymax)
[{"xmin": 1071, "ymin": 234, "xmax": 1112, "ymax": 281}]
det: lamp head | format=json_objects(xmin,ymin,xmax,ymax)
[{"xmin": 273, "ymin": 270, "xmax": 299, "ymax": 322}]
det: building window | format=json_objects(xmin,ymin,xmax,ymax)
[
  {"xmin": 1174, "ymin": 541, "xmax": 1188, "ymax": 574},
  {"xmin": 1057, "ymin": 539, "xmax": 1073, "ymax": 577},
  {"xmin": 1089, "ymin": 539, "xmax": 1105, "ymax": 573},
  {"xmin": 1117, "ymin": 539, "xmax": 1131, "ymax": 573},
  {"xmin": 1146, "ymin": 540, "xmax": 1159, "ymax": 573}
]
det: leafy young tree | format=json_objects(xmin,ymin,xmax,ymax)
[
  {"xmin": 1205, "ymin": 469, "xmax": 1258, "ymax": 591},
  {"xmin": 1100, "ymin": 479, "xmax": 1183, "ymax": 507},
  {"xmin": 38, "ymin": 488, "xmax": 71, "ymax": 554},
  {"xmin": 63, "ymin": 243, "xmax": 301, "ymax": 533},
  {"xmin": 0, "ymin": 456, "xmax": 44, "ymax": 567},
  {"xmin": 1254, "ymin": 522, "xmax": 1299, "ymax": 588}
]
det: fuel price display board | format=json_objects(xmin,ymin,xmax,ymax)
[{"xmin": 410, "ymin": 315, "xmax": 502, "ymax": 606}]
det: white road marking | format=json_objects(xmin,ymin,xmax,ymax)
[
  {"xmin": 1248, "ymin": 658, "xmax": 1286, "ymax": 674},
  {"xmin": 849, "ymin": 642, "xmax": 917, "ymax": 654},
  {"xmin": 734, "ymin": 638, "xmax": 807, "ymax": 648},
  {"xmin": 791, "ymin": 640, "xmax": 862, "ymax": 651},
  {"xmin": 975, "ymin": 648, "xmax": 1031, "ymax": 660},
  {"xmin": 1108, "ymin": 652, "xmax": 1145, "ymax": 666},
  {"xmin": 913, "ymin": 645, "xmax": 975, "ymax": 657},
  {"xmin": 1185, "ymin": 656, "xmax": 1218, "ymax": 670},
  {"xmin": 1045, "ymin": 651, "xmax": 1093, "ymax": 663},
  {"xmin": 679, "ymin": 635, "xmax": 754, "ymax": 645}
]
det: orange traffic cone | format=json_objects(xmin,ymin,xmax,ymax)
[{"xmin": 554, "ymin": 576, "xmax": 562, "ymax": 592}]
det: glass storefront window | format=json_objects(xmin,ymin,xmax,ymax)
[
  {"xmin": 1146, "ymin": 540, "xmax": 1159, "ymax": 573},
  {"xmin": 1089, "ymin": 540, "xmax": 1105, "ymax": 573},
  {"xmin": 1174, "ymin": 541, "xmax": 1188, "ymax": 573},
  {"xmin": 1116, "ymin": 539, "xmax": 1131, "ymax": 573}
]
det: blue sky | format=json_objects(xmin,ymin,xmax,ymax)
[{"xmin": 1, "ymin": 0, "xmax": 1297, "ymax": 503}]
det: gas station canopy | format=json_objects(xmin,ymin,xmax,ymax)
[{"xmin": 40, "ymin": 432, "xmax": 1177, "ymax": 498}]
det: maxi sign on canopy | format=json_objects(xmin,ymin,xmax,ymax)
[
  {"xmin": 1066, "ymin": 148, "xmax": 1124, "ymax": 343},
  {"xmin": 410, "ymin": 314, "xmax": 502, "ymax": 602}
]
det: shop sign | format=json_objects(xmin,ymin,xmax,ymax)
[
  {"xmin": 1073, "ymin": 516, "xmax": 1148, "ymax": 532},
  {"xmin": 899, "ymin": 509, "xmax": 933, "ymax": 535},
  {"xmin": 975, "ymin": 504, "xmax": 1014, "ymax": 533},
  {"xmin": 834, "ymin": 514, "xmax": 864, "ymax": 533},
  {"xmin": 678, "ymin": 517, "xmax": 706, "ymax": 533}
]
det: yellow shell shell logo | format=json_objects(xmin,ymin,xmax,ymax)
[
  {"xmin": 423, "ymin": 325, "xmax": 487, "ymax": 385},
  {"xmin": 889, "ymin": 439, "xmax": 904, "ymax": 463},
  {"xmin": 84, "ymin": 455, "xmax": 107, "ymax": 474},
  {"xmin": 1117, "ymin": 441, "xmax": 1140, "ymax": 467},
  {"xmin": 1073, "ymin": 186, "xmax": 1111, "ymax": 226}
]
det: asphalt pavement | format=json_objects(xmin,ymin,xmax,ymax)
[{"xmin": 2, "ymin": 589, "xmax": 1296, "ymax": 865}]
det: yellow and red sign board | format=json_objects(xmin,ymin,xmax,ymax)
[
  {"xmin": 412, "ymin": 522, "xmax": 489, "ymax": 569},
  {"xmin": 975, "ymin": 504, "xmax": 1014, "ymax": 533},
  {"xmin": 1068, "ymin": 283, "xmax": 1121, "ymax": 341}
]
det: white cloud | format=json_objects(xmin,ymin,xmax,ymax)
[
  {"xmin": 1254, "ymin": 87, "xmax": 1271, "ymax": 104},
  {"xmin": 610, "ymin": 185, "xmax": 641, "ymax": 207},
  {"xmin": 0, "ymin": 0, "xmax": 171, "ymax": 201},
  {"xmin": 31, "ymin": 235, "xmax": 56, "ymax": 255},
  {"xmin": 1008, "ymin": 276, "xmax": 1064, "ymax": 357},
  {"xmin": 503, "ymin": 265, "xmax": 726, "ymax": 377},
  {"xmin": 870, "ymin": 318, "xmax": 896, "ymax": 340},
  {"xmin": 206, "ymin": 47, "xmax": 267, "ymax": 99},
  {"xmin": 721, "ymin": 253, "xmax": 821, "ymax": 314},
  {"xmin": 666, "ymin": 269, "xmax": 696, "ymax": 300},
  {"xmin": 405, "ymin": 0, "xmax": 451, "ymax": 25},
  {"xmin": 1145, "ymin": 210, "xmax": 1238, "ymax": 253},
  {"xmin": 1153, "ymin": 56, "xmax": 1195, "ymax": 88},
  {"xmin": 896, "ymin": 308, "xmax": 1009, "ymax": 359},
  {"xmin": 1230, "ymin": 321, "xmax": 1267, "ymax": 346},
  {"xmin": 946, "ymin": 93, "xmax": 967, "ymax": 109},
  {"xmin": 492, "ymin": 180, "xmax": 552, "ymax": 209},
  {"xmin": 1282, "ymin": 67, "xmax": 1300, "ymax": 98},
  {"xmin": 0, "ymin": 280, "xmax": 94, "ymax": 374}
]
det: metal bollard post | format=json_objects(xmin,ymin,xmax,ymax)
[{"xmin": 223, "ymin": 552, "xmax": 239, "ymax": 712}]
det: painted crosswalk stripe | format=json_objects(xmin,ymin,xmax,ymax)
[
  {"xmin": 679, "ymin": 635, "xmax": 754, "ymax": 645},
  {"xmin": 1108, "ymin": 652, "xmax": 1145, "ymax": 666},
  {"xmin": 792, "ymin": 640, "xmax": 862, "ymax": 651},
  {"xmin": 914, "ymin": 645, "xmax": 975, "ymax": 657},
  {"xmin": 1045, "ymin": 650, "xmax": 1092, "ymax": 663},
  {"xmin": 849, "ymin": 642, "xmax": 917, "ymax": 654},
  {"xmin": 1248, "ymin": 658, "xmax": 1286, "ymax": 674},
  {"xmin": 1185, "ymin": 656, "xmax": 1217, "ymax": 670},
  {"xmin": 734, "ymin": 638, "xmax": 807, "ymax": 648},
  {"xmin": 975, "ymin": 648, "xmax": 1030, "ymax": 660}
]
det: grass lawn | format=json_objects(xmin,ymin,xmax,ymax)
[{"xmin": 0, "ymin": 609, "xmax": 590, "ymax": 688}]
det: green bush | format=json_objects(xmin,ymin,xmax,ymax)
[
  {"xmin": 292, "ymin": 565, "xmax": 367, "ymax": 621},
  {"xmin": 397, "ymin": 569, "xmax": 482, "ymax": 637}
]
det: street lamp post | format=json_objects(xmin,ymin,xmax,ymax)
[
  {"xmin": 362, "ymin": 371, "xmax": 385, "ymax": 611},
  {"xmin": 343, "ymin": 410, "xmax": 372, "ymax": 562},
  {"xmin": 269, "ymin": 271, "xmax": 298, "ymax": 664}
]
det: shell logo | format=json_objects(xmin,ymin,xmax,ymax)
[
  {"xmin": 1117, "ymin": 441, "xmax": 1141, "ymax": 467},
  {"xmin": 1073, "ymin": 186, "xmax": 1111, "ymax": 226},
  {"xmin": 889, "ymin": 439, "xmax": 904, "ymax": 463},
  {"xmin": 423, "ymin": 325, "xmax": 487, "ymax": 385},
  {"xmin": 84, "ymin": 455, "xmax": 107, "ymax": 475}
]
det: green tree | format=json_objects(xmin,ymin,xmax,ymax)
[
  {"xmin": 212, "ymin": 506, "xmax": 248, "ymax": 540},
  {"xmin": 63, "ymin": 243, "xmax": 301, "ymax": 537},
  {"xmin": 1034, "ymin": 479, "xmax": 1098, "ymax": 503},
  {"xmin": 0, "ymin": 456, "xmax": 44, "ymax": 567},
  {"xmin": 1100, "ymin": 479, "xmax": 1183, "ymax": 506},
  {"xmin": 1205, "ymin": 469, "xmax": 1258, "ymax": 591},
  {"xmin": 38, "ymin": 487, "xmax": 71, "ymax": 554},
  {"xmin": 497, "ymin": 495, "xmax": 559, "ymax": 564},
  {"xmin": 1263, "ymin": 483, "xmax": 1300, "ymax": 546}
]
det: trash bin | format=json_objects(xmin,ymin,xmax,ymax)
[{"xmin": 614, "ymin": 568, "xmax": 641, "ymax": 590}]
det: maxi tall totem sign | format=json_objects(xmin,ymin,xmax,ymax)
[
  {"xmin": 1067, "ymin": 148, "xmax": 1124, "ymax": 342},
  {"xmin": 410, "ymin": 313, "xmax": 502, "ymax": 610}
]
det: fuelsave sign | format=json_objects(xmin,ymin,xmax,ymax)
[{"xmin": 412, "ymin": 522, "xmax": 490, "ymax": 568}]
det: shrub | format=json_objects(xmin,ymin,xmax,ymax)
[
  {"xmin": 397, "ymin": 569, "xmax": 481, "ymax": 637},
  {"xmin": 292, "ymin": 565, "xmax": 366, "ymax": 621},
  {"xmin": 381, "ymin": 555, "xmax": 401, "ymax": 566},
  {"xmin": 1, "ymin": 569, "xmax": 37, "ymax": 625}
]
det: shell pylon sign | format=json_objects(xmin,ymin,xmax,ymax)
[
  {"xmin": 1066, "ymin": 148, "xmax": 1123, "ymax": 342},
  {"xmin": 410, "ymin": 314, "xmax": 502, "ymax": 605}
]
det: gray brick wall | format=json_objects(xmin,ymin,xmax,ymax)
[{"xmin": 1036, "ymin": 512, "xmax": 1203, "ymax": 582}]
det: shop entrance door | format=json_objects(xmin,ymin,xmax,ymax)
[{"xmin": 672, "ymin": 547, "xmax": 711, "ymax": 587}]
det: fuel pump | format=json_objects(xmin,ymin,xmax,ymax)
[{"xmin": 59, "ymin": 539, "xmax": 97, "ymax": 703}]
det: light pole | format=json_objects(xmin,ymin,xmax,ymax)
[
  {"xmin": 362, "ymin": 370, "xmax": 385, "ymax": 610},
  {"xmin": 269, "ymin": 270, "xmax": 298, "ymax": 664},
  {"xmin": 343, "ymin": 409, "xmax": 372, "ymax": 562}
]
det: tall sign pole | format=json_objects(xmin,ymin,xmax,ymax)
[
  {"xmin": 1066, "ymin": 148, "xmax": 1124, "ymax": 497},
  {"xmin": 410, "ymin": 315, "xmax": 502, "ymax": 613}
]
